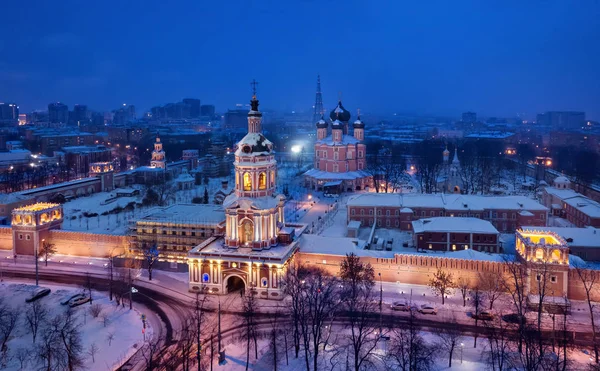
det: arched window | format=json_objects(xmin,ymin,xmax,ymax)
[
  {"xmin": 258, "ymin": 172, "xmax": 267, "ymax": 190},
  {"xmin": 202, "ymin": 273, "xmax": 210, "ymax": 283},
  {"xmin": 535, "ymin": 248, "xmax": 544, "ymax": 261},
  {"xmin": 243, "ymin": 173, "xmax": 252, "ymax": 191},
  {"xmin": 551, "ymin": 249, "xmax": 561, "ymax": 262}
]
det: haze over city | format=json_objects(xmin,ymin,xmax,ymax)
[
  {"xmin": 1, "ymin": 1, "xmax": 599, "ymax": 119},
  {"xmin": 2, "ymin": 2, "xmax": 600, "ymax": 371}
]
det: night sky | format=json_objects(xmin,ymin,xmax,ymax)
[{"xmin": 1, "ymin": 1, "xmax": 599, "ymax": 119}]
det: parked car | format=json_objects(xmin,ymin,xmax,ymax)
[
  {"xmin": 26, "ymin": 287, "xmax": 51, "ymax": 303},
  {"xmin": 69, "ymin": 296, "xmax": 91, "ymax": 307},
  {"xmin": 502, "ymin": 313, "xmax": 527, "ymax": 325},
  {"xmin": 418, "ymin": 304, "xmax": 437, "ymax": 315},
  {"xmin": 61, "ymin": 293, "xmax": 86, "ymax": 305},
  {"xmin": 391, "ymin": 302, "xmax": 411, "ymax": 311},
  {"xmin": 473, "ymin": 311, "xmax": 494, "ymax": 321}
]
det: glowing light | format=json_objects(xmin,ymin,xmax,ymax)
[{"xmin": 291, "ymin": 145, "xmax": 301, "ymax": 153}]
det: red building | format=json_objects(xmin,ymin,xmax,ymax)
[
  {"xmin": 412, "ymin": 217, "xmax": 501, "ymax": 253},
  {"xmin": 304, "ymin": 101, "xmax": 372, "ymax": 192},
  {"xmin": 347, "ymin": 193, "xmax": 548, "ymax": 233}
]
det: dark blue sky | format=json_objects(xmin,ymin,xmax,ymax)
[{"xmin": 1, "ymin": 1, "xmax": 599, "ymax": 120}]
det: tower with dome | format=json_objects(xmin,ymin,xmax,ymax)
[
  {"xmin": 304, "ymin": 94, "xmax": 372, "ymax": 192},
  {"xmin": 187, "ymin": 83, "xmax": 301, "ymax": 299}
]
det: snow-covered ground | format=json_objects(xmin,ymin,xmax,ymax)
[{"xmin": 0, "ymin": 281, "xmax": 146, "ymax": 371}]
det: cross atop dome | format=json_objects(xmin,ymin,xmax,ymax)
[{"xmin": 250, "ymin": 79, "xmax": 260, "ymax": 112}]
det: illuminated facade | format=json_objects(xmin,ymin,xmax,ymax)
[
  {"xmin": 150, "ymin": 135, "xmax": 166, "ymax": 169},
  {"xmin": 304, "ymin": 101, "xmax": 372, "ymax": 192},
  {"xmin": 12, "ymin": 203, "xmax": 63, "ymax": 256},
  {"xmin": 516, "ymin": 228, "xmax": 570, "ymax": 304},
  {"xmin": 187, "ymin": 89, "xmax": 298, "ymax": 299},
  {"xmin": 89, "ymin": 161, "xmax": 114, "ymax": 192}
]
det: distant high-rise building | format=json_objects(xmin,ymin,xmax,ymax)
[
  {"xmin": 462, "ymin": 112, "xmax": 477, "ymax": 124},
  {"xmin": 72, "ymin": 104, "xmax": 89, "ymax": 124},
  {"xmin": 0, "ymin": 103, "xmax": 19, "ymax": 124},
  {"xmin": 183, "ymin": 98, "xmax": 201, "ymax": 118},
  {"xmin": 201, "ymin": 104, "xmax": 215, "ymax": 117},
  {"xmin": 536, "ymin": 111, "xmax": 585, "ymax": 131},
  {"xmin": 224, "ymin": 109, "xmax": 249, "ymax": 130},
  {"xmin": 112, "ymin": 104, "xmax": 136, "ymax": 125},
  {"xmin": 48, "ymin": 102, "xmax": 69, "ymax": 123},
  {"xmin": 127, "ymin": 105, "xmax": 136, "ymax": 120},
  {"xmin": 313, "ymin": 75, "xmax": 324, "ymax": 124}
]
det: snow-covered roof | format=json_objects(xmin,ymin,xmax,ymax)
[
  {"xmin": 138, "ymin": 204, "xmax": 225, "ymax": 226},
  {"xmin": 347, "ymin": 193, "xmax": 547, "ymax": 212},
  {"xmin": 519, "ymin": 210, "xmax": 534, "ymax": 217},
  {"xmin": 316, "ymin": 134, "xmax": 360, "ymax": 146},
  {"xmin": 562, "ymin": 196, "xmax": 600, "ymax": 218},
  {"xmin": 542, "ymin": 187, "xmax": 579, "ymax": 199},
  {"xmin": 400, "ymin": 207, "xmax": 413, "ymax": 213},
  {"xmin": 412, "ymin": 217, "xmax": 499, "ymax": 234},
  {"xmin": 323, "ymin": 180, "xmax": 343, "ymax": 187},
  {"xmin": 175, "ymin": 170, "xmax": 194, "ymax": 183},
  {"xmin": 553, "ymin": 176, "xmax": 570, "ymax": 184},
  {"xmin": 234, "ymin": 132, "xmax": 273, "ymax": 157},
  {"xmin": 303, "ymin": 168, "xmax": 371, "ymax": 181},
  {"xmin": 347, "ymin": 220, "xmax": 361, "ymax": 229},
  {"xmin": 521, "ymin": 226, "xmax": 600, "ymax": 248},
  {"xmin": 0, "ymin": 193, "xmax": 32, "ymax": 204}
]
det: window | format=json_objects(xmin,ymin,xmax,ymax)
[
  {"xmin": 369, "ymin": 210, "xmax": 373, "ymax": 215},
  {"xmin": 551, "ymin": 276, "xmax": 557, "ymax": 283},
  {"xmin": 378, "ymin": 210, "xmax": 382, "ymax": 216},
  {"xmin": 358, "ymin": 151, "xmax": 363, "ymax": 158},
  {"xmin": 536, "ymin": 274, "xmax": 541, "ymax": 282},
  {"xmin": 258, "ymin": 172, "xmax": 267, "ymax": 190},
  {"xmin": 360, "ymin": 209, "xmax": 364, "ymax": 216},
  {"xmin": 162, "ymin": 230, "xmax": 167, "ymax": 234},
  {"xmin": 421, "ymin": 211, "xmax": 425, "ymax": 217},
  {"xmin": 191, "ymin": 232, "xmax": 196, "ymax": 236},
  {"xmin": 430, "ymin": 211, "xmax": 435, "ymax": 217},
  {"xmin": 386, "ymin": 210, "xmax": 390, "ymax": 216},
  {"xmin": 502, "ymin": 212, "xmax": 507, "ymax": 219},
  {"xmin": 428, "ymin": 244, "xmax": 432, "ymax": 249},
  {"xmin": 172, "ymin": 231, "xmax": 176, "ymax": 235},
  {"xmin": 552, "ymin": 249, "xmax": 561, "ymax": 262},
  {"xmin": 440, "ymin": 211, "xmax": 444, "ymax": 216},
  {"xmin": 322, "ymin": 260, "xmax": 327, "ymax": 264},
  {"xmin": 512, "ymin": 213, "xmax": 516, "ymax": 219},
  {"xmin": 386, "ymin": 220, "xmax": 390, "ymax": 227},
  {"xmin": 351, "ymin": 209, "xmax": 355, "ymax": 215},
  {"xmin": 182, "ymin": 231, "xmax": 186, "ymax": 236},
  {"xmin": 452, "ymin": 245, "xmax": 456, "ymax": 251},
  {"xmin": 535, "ymin": 248, "xmax": 544, "ymax": 261},
  {"xmin": 333, "ymin": 152, "xmax": 339, "ymax": 160},
  {"xmin": 202, "ymin": 273, "xmax": 210, "ymax": 283},
  {"xmin": 243, "ymin": 172, "xmax": 252, "ymax": 191},
  {"xmin": 464, "ymin": 244, "xmax": 468, "ymax": 250},
  {"xmin": 261, "ymin": 277, "xmax": 268, "ymax": 287},
  {"xmin": 18, "ymin": 234, "xmax": 23, "ymax": 240}
]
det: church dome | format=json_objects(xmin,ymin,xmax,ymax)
[
  {"xmin": 316, "ymin": 116, "xmax": 328, "ymax": 129},
  {"xmin": 331, "ymin": 119, "xmax": 344, "ymax": 130},
  {"xmin": 234, "ymin": 132, "xmax": 273, "ymax": 157},
  {"xmin": 353, "ymin": 114, "xmax": 365, "ymax": 129},
  {"xmin": 329, "ymin": 100, "xmax": 351, "ymax": 122}
]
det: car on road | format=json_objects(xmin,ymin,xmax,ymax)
[
  {"xmin": 418, "ymin": 304, "xmax": 437, "ymax": 315},
  {"xmin": 391, "ymin": 302, "xmax": 411, "ymax": 311},
  {"xmin": 502, "ymin": 313, "xmax": 527, "ymax": 325},
  {"xmin": 69, "ymin": 296, "xmax": 91, "ymax": 307},
  {"xmin": 61, "ymin": 293, "xmax": 86, "ymax": 305},
  {"xmin": 26, "ymin": 287, "xmax": 51, "ymax": 303},
  {"xmin": 473, "ymin": 311, "xmax": 494, "ymax": 321}
]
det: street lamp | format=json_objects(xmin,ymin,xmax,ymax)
[
  {"xmin": 379, "ymin": 273, "xmax": 383, "ymax": 337},
  {"xmin": 460, "ymin": 342, "xmax": 464, "ymax": 363}
]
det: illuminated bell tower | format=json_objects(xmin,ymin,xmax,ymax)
[
  {"xmin": 151, "ymin": 134, "xmax": 166, "ymax": 169},
  {"xmin": 11, "ymin": 203, "xmax": 63, "ymax": 256},
  {"xmin": 515, "ymin": 228, "xmax": 570, "ymax": 298},
  {"xmin": 223, "ymin": 81, "xmax": 285, "ymax": 250}
]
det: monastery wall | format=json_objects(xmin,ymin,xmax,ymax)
[
  {"xmin": 48, "ymin": 230, "xmax": 127, "ymax": 258},
  {"xmin": 299, "ymin": 251, "xmax": 600, "ymax": 302},
  {"xmin": 0, "ymin": 227, "xmax": 13, "ymax": 251}
]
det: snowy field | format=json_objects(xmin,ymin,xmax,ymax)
[{"xmin": 0, "ymin": 282, "xmax": 146, "ymax": 371}]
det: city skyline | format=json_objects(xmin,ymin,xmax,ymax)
[{"xmin": 1, "ymin": 1, "xmax": 599, "ymax": 119}]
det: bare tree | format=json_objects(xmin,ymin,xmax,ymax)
[
  {"xmin": 501, "ymin": 256, "xmax": 528, "ymax": 354},
  {"xmin": 142, "ymin": 242, "xmax": 159, "ymax": 281},
  {"xmin": 25, "ymin": 301, "xmax": 48, "ymax": 343},
  {"xmin": 434, "ymin": 316, "xmax": 463, "ymax": 368},
  {"xmin": 177, "ymin": 317, "xmax": 197, "ymax": 371},
  {"xmin": 573, "ymin": 263, "xmax": 600, "ymax": 363},
  {"xmin": 193, "ymin": 292, "xmax": 209, "ymax": 370},
  {"xmin": 339, "ymin": 253, "xmax": 380, "ymax": 371},
  {"xmin": 471, "ymin": 284, "xmax": 484, "ymax": 348},
  {"xmin": 54, "ymin": 309, "xmax": 84, "ymax": 371},
  {"xmin": 281, "ymin": 260, "xmax": 307, "ymax": 359},
  {"xmin": 428, "ymin": 268, "xmax": 454, "ymax": 305},
  {"xmin": 87, "ymin": 343, "xmax": 99, "ymax": 363},
  {"xmin": 387, "ymin": 309, "xmax": 435, "ymax": 371},
  {"xmin": 39, "ymin": 240, "xmax": 57, "ymax": 267},
  {"xmin": 140, "ymin": 335, "xmax": 163, "ymax": 371},
  {"xmin": 0, "ymin": 302, "xmax": 20, "ymax": 353},
  {"xmin": 36, "ymin": 324, "xmax": 59, "ymax": 371},
  {"xmin": 480, "ymin": 270, "xmax": 503, "ymax": 310},
  {"xmin": 106, "ymin": 332, "xmax": 115, "ymax": 346},
  {"xmin": 456, "ymin": 276, "xmax": 470, "ymax": 307},
  {"xmin": 89, "ymin": 303, "xmax": 103, "ymax": 319},
  {"xmin": 483, "ymin": 314, "xmax": 513, "ymax": 371},
  {"xmin": 241, "ymin": 291, "xmax": 259, "ymax": 371},
  {"xmin": 300, "ymin": 267, "xmax": 340, "ymax": 371},
  {"xmin": 14, "ymin": 347, "xmax": 31, "ymax": 370}
]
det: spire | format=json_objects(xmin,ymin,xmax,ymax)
[
  {"xmin": 452, "ymin": 147, "xmax": 460, "ymax": 165},
  {"xmin": 313, "ymin": 75, "xmax": 324, "ymax": 124},
  {"xmin": 250, "ymin": 79, "xmax": 259, "ymax": 111}
]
